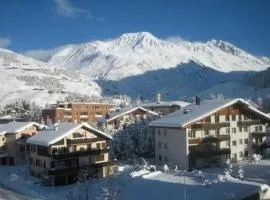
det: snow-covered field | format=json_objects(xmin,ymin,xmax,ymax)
[{"xmin": 0, "ymin": 160, "xmax": 270, "ymax": 200}]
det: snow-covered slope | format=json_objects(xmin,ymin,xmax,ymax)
[
  {"xmin": 0, "ymin": 48, "xmax": 101, "ymax": 106},
  {"xmin": 47, "ymin": 32, "xmax": 270, "ymax": 80}
]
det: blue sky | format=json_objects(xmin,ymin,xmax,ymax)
[{"xmin": 0, "ymin": 0, "xmax": 269, "ymax": 56}]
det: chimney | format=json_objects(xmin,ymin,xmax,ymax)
[
  {"xmin": 156, "ymin": 92, "xmax": 161, "ymax": 104},
  {"xmin": 195, "ymin": 96, "xmax": 200, "ymax": 105}
]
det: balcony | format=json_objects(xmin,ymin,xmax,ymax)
[
  {"xmin": 189, "ymin": 135, "xmax": 230, "ymax": 145},
  {"xmin": 52, "ymin": 148, "xmax": 109, "ymax": 159},
  {"xmin": 190, "ymin": 148, "xmax": 231, "ymax": 158},
  {"xmin": 237, "ymin": 120, "xmax": 261, "ymax": 126},
  {"xmin": 80, "ymin": 115, "xmax": 88, "ymax": 119},
  {"xmin": 48, "ymin": 160, "xmax": 116, "ymax": 175},
  {"xmin": 191, "ymin": 122, "xmax": 230, "ymax": 130},
  {"xmin": 251, "ymin": 131, "xmax": 270, "ymax": 137},
  {"xmin": 66, "ymin": 138, "xmax": 100, "ymax": 145},
  {"xmin": 48, "ymin": 167, "xmax": 78, "ymax": 175}
]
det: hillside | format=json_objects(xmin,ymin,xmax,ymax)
[{"xmin": 0, "ymin": 48, "xmax": 102, "ymax": 106}]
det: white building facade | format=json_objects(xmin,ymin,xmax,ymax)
[{"xmin": 149, "ymin": 99, "xmax": 270, "ymax": 170}]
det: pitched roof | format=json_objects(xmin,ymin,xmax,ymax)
[
  {"xmin": 27, "ymin": 123, "xmax": 112, "ymax": 146},
  {"xmin": 99, "ymin": 106, "xmax": 159, "ymax": 123},
  {"xmin": 141, "ymin": 101, "xmax": 190, "ymax": 108},
  {"xmin": 148, "ymin": 98, "xmax": 270, "ymax": 128},
  {"xmin": 0, "ymin": 121, "xmax": 41, "ymax": 135}
]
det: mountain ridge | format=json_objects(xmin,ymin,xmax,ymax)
[{"xmin": 42, "ymin": 32, "xmax": 270, "ymax": 80}]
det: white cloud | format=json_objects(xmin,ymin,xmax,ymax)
[
  {"xmin": 0, "ymin": 37, "xmax": 11, "ymax": 48},
  {"xmin": 23, "ymin": 49, "xmax": 55, "ymax": 62},
  {"xmin": 53, "ymin": 0, "xmax": 90, "ymax": 18},
  {"xmin": 166, "ymin": 36, "xmax": 186, "ymax": 44}
]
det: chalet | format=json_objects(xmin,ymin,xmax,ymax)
[
  {"xmin": 97, "ymin": 107, "xmax": 159, "ymax": 133},
  {"xmin": 149, "ymin": 98, "xmax": 270, "ymax": 170},
  {"xmin": 27, "ymin": 123, "xmax": 114, "ymax": 186},
  {"xmin": 0, "ymin": 121, "xmax": 42, "ymax": 165}
]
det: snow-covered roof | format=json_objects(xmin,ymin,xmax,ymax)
[
  {"xmin": 141, "ymin": 101, "xmax": 190, "ymax": 108},
  {"xmin": 98, "ymin": 107, "xmax": 159, "ymax": 123},
  {"xmin": 27, "ymin": 123, "xmax": 112, "ymax": 146},
  {"xmin": 149, "ymin": 98, "xmax": 270, "ymax": 128},
  {"xmin": 0, "ymin": 121, "xmax": 41, "ymax": 135}
]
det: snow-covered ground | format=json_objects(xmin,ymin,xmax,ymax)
[{"xmin": 0, "ymin": 160, "xmax": 270, "ymax": 200}]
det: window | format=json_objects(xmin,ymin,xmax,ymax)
[
  {"xmin": 73, "ymin": 132, "xmax": 84, "ymax": 138},
  {"xmin": 97, "ymin": 143, "xmax": 101, "ymax": 149},
  {"xmin": 164, "ymin": 143, "xmax": 168, "ymax": 149},
  {"xmin": 233, "ymin": 153, "xmax": 237, "ymax": 159},
  {"xmin": 159, "ymin": 155, "xmax": 162, "ymax": 161},
  {"xmin": 205, "ymin": 130, "xmax": 209, "ymax": 136},
  {"xmin": 102, "ymin": 142, "xmax": 106, "ymax": 148},
  {"xmin": 244, "ymin": 115, "xmax": 248, "ymax": 121},
  {"xmin": 232, "ymin": 115, "xmax": 236, "ymax": 121},
  {"xmin": 244, "ymin": 127, "xmax": 248, "ymax": 132},
  {"xmin": 239, "ymin": 127, "xmax": 242, "ymax": 132},
  {"xmin": 239, "ymin": 151, "xmax": 243, "ymax": 158},
  {"xmin": 244, "ymin": 139, "xmax": 248, "ymax": 144},
  {"xmin": 158, "ymin": 142, "xmax": 162, "ymax": 148},
  {"xmin": 164, "ymin": 130, "xmax": 167, "ymax": 136},
  {"xmin": 215, "ymin": 115, "xmax": 219, "ymax": 123},
  {"xmin": 232, "ymin": 128, "xmax": 237, "ymax": 134},
  {"xmin": 239, "ymin": 115, "xmax": 242, "ymax": 121},
  {"xmin": 226, "ymin": 115, "xmax": 230, "ymax": 122},
  {"xmin": 164, "ymin": 156, "xmax": 168, "ymax": 163},
  {"xmin": 232, "ymin": 140, "xmax": 237, "ymax": 146},
  {"xmin": 226, "ymin": 128, "xmax": 230, "ymax": 134},
  {"xmin": 188, "ymin": 130, "xmax": 196, "ymax": 138},
  {"xmin": 87, "ymin": 144, "xmax": 91, "ymax": 149},
  {"xmin": 43, "ymin": 161, "xmax": 46, "ymax": 168},
  {"xmin": 255, "ymin": 125, "xmax": 263, "ymax": 132},
  {"xmin": 226, "ymin": 141, "xmax": 230, "ymax": 147},
  {"xmin": 158, "ymin": 129, "xmax": 161, "ymax": 136},
  {"xmin": 95, "ymin": 154, "xmax": 105, "ymax": 162},
  {"xmin": 239, "ymin": 139, "xmax": 243, "ymax": 145}
]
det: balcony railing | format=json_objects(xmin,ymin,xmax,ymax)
[
  {"xmin": 52, "ymin": 148, "xmax": 109, "ymax": 159},
  {"xmin": 189, "ymin": 134, "xmax": 230, "ymax": 145},
  {"xmin": 251, "ymin": 131, "xmax": 270, "ymax": 137},
  {"xmin": 66, "ymin": 137, "xmax": 100, "ymax": 145},
  {"xmin": 191, "ymin": 122, "xmax": 230, "ymax": 129},
  {"xmin": 190, "ymin": 148, "xmax": 231, "ymax": 157},
  {"xmin": 237, "ymin": 120, "xmax": 261, "ymax": 126}
]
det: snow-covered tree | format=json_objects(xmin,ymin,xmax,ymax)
[{"xmin": 238, "ymin": 165, "xmax": 244, "ymax": 180}]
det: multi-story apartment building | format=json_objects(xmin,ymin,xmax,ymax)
[
  {"xmin": 0, "ymin": 122, "xmax": 42, "ymax": 165},
  {"xmin": 97, "ymin": 107, "xmax": 159, "ymax": 133},
  {"xmin": 42, "ymin": 102, "xmax": 112, "ymax": 124},
  {"xmin": 27, "ymin": 123, "xmax": 114, "ymax": 186},
  {"xmin": 141, "ymin": 93, "xmax": 190, "ymax": 115},
  {"xmin": 149, "ymin": 98, "xmax": 270, "ymax": 170}
]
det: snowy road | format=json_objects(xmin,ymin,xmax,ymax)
[{"xmin": 0, "ymin": 186, "xmax": 37, "ymax": 200}]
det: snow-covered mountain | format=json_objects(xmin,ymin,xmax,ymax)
[
  {"xmin": 1, "ymin": 32, "xmax": 270, "ymax": 106},
  {"xmin": 0, "ymin": 48, "xmax": 102, "ymax": 106},
  {"xmin": 47, "ymin": 32, "xmax": 270, "ymax": 80}
]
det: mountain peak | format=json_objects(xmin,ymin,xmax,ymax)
[
  {"xmin": 116, "ymin": 32, "xmax": 161, "ymax": 48},
  {"xmin": 207, "ymin": 39, "xmax": 243, "ymax": 56}
]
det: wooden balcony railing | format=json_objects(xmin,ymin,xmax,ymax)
[
  {"xmin": 189, "ymin": 134, "xmax": 230, "ymax": 145},
  {"xmin": 237, "ymin": 120, "xmax": 261, "ymax": 126},
  {"xmin": 191, "ymin": 122, "xmax": 230, "ymax": 129},
  {"xmin": 251, "ymin": 131, "xmax": 270, "ymax": 137},
  {"xmin": 51, "ymin": 147, "xmax": 109, "ymax": 159},
  {"xmin": 66, "ymin": 137, "xmax": 100, "ymax": 145},
  {"xmin": 190, "ymin": 148, "xmax": 231, "ymax": 157}
]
